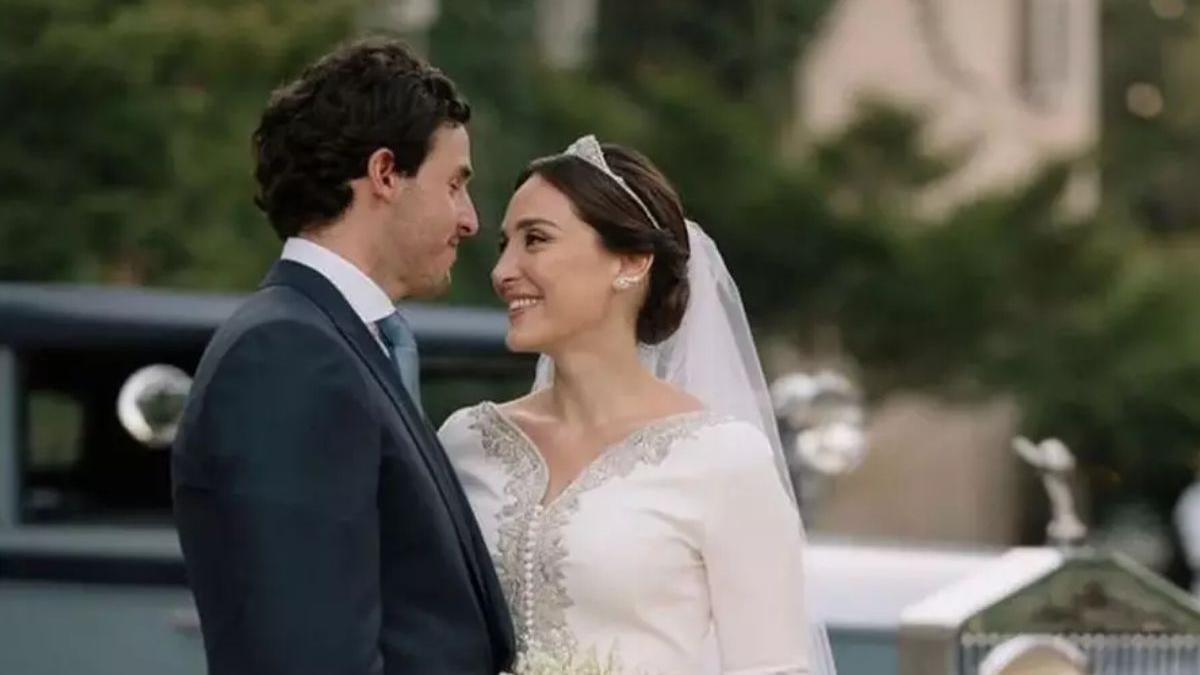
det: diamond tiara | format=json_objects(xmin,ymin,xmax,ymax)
[{"xmin": 561, "ymin": 135, "xmax": 662, "ymax": 230}]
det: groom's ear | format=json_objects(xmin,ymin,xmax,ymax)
[{"xmin": 365, "ymin": 147, "xmax": 408, "ymax": 200}]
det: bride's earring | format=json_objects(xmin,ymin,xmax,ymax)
[{"xmin": 613, "ymin": 276, "xmax": 636, "ymax": 291}]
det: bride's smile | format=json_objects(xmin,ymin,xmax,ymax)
[
  {"xmin": 493, "ymin": 174, "xmax": 654, "ymax": 355},
  {"xmin": 505, "ymin": 296, "xmax": 543, "ymax": 315}
]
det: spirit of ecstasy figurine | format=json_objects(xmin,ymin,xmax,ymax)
[{"xmin": 1013, "ymin": 436, "xmax": 1088, "ymax": 547}]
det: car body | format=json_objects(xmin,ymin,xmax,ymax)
[{"xmin": 0, "ymin": 282, "xmax": 1018, "ymax": 675}]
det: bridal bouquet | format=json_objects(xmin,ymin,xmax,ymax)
[{"xmin": 502, "ymin": 647, "xmax": 625, "ymax": 675}]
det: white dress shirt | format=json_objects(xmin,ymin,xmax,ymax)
[{"xmin": 280, "ymin": 237, "xmax": 394, "ymax": 354}]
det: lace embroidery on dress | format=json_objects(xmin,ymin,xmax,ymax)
[
  {"xmin": 469, "ymin": 402, "xmax": 723, "ymax": 666},
  {"xmin": 469, "ymin": 403, "xmax": 546, "ymax": 606}
]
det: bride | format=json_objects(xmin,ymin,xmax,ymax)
[{"xmin": 439, "ymin": 135, "xmax": 835, "ymax": 675}]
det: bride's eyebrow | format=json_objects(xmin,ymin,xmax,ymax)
[
  {"xmin": 498, "ymin": 218, "xmax": 561, "ymax": 247},
  {"xmin": 514, "ymin": 217, "xmax": 561, "ymax": 232}
]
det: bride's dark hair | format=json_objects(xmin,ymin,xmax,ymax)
[{"xmin": 515, "ymin": 143, "xmax": 690, "ymax": 345}]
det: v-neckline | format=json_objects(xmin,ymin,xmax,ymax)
[{"xmin": 482, "ymin": 401, "xmax": 709, "ymax": 509}]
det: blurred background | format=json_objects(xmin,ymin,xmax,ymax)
[{"xmin": 5, "ymin": 0, "xmax": 1200, "ymax": 611}]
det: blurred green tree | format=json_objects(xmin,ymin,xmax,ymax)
[
  {"xmin": 0, "ymin": 0, "xmax": 360, "ymax": 288},
  {"xmin": 6, "ymin": 0, "xmax": 1200, "ymax": 566},
  {"xmin": 1101, "ymin": 0, "xmax": 1200, "ymax": 236}
]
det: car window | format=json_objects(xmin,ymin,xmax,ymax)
[
  {"xmin": 16, "ymin": 346, "xmax": 534, "ymax": 526},
  {"xmin": 18, "ymin": 346, "xmax": 190, "ymax": 526}
]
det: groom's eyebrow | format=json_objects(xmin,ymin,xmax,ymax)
[{"xmin": 455, "ymin": 164, "xmax": 473, "ymax": 182}]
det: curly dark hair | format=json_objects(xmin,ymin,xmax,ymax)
[
  {"xmin": 252, "ymin": 37, "xmax": 470, "ymax": 239},
  {"xmin": 517, "ymin": 143, "xmax": 690, "ymax": 345}
]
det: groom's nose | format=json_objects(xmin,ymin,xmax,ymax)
[{"xmin": 456, "ymin": 191, "xmax": 479, "ymax": 238}]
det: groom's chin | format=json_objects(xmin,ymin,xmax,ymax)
[
  {"xmin": 411, "ymin": 272, "xmax": 453, "ymax": 300},
  {"xmin": 433, "ymin": 270, "xmax": 452, "ymax": 296}
]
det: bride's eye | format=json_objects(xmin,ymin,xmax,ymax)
[{"xmin": 524, "ymin": 232, "xmax": 548, "ymax": 248}]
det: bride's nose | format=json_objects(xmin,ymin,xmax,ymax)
[{"xmin": 492, "ymin": 244, "xmax": 520, "ymax": 295}]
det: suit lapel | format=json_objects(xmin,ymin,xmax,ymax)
[{"xmin": 260, "ymin": 261, "xmax": 500, "ymax": 625}]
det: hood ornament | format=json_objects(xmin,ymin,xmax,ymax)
[{"xmin": 1014, "ymin": 436, "xmax": 1088, "ymax": 548}]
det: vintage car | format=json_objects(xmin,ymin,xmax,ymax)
[{"xmin": 5, "ymin": 282, "xmax": 1199, "ymax": 675}]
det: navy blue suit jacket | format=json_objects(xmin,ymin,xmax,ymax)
[{"xmin": 172, "ymin": 261, "xmax": 515, "ymax": 675}]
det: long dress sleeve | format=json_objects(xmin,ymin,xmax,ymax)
[{"xmin": 701, "ymin": 423, "xmax": 812, "ymax": 675}]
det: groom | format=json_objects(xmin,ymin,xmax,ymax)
[{"xmin": 172, "ymin": 38, "xmax": 514, "ymax": 674}]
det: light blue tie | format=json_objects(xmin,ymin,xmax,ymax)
[{"xmin": 376, "ymin": 311, "xmax": 422, "ymax": 411}]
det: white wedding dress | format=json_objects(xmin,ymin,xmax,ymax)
[{"xmin": 439, "ymin": 401, "xmax": 812, "ymax": 675}]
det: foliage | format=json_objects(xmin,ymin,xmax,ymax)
[
  {"xmin": 5, "ymin": 0, "xmax": 1200, "ymax": 556},
  {"xmin": 0, "ymin": 0, "xmax": 361, "ymax": 288},
  {"xmin": 1100, "ymin": 0, "xmax": 1200, "ymax": 237}
]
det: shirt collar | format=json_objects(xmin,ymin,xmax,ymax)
[{"xmin": 280, "ymin": 237, "xmax": 395, "ymax": 326}]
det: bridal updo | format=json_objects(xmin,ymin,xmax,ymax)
[{"xmin": 516, "ymin": 143, "xmax": 690, "ymax": 345}]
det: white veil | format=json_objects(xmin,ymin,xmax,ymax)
[{"xmin": 533, "ymin": 219, "xmax": 838, "ymax": 675}]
